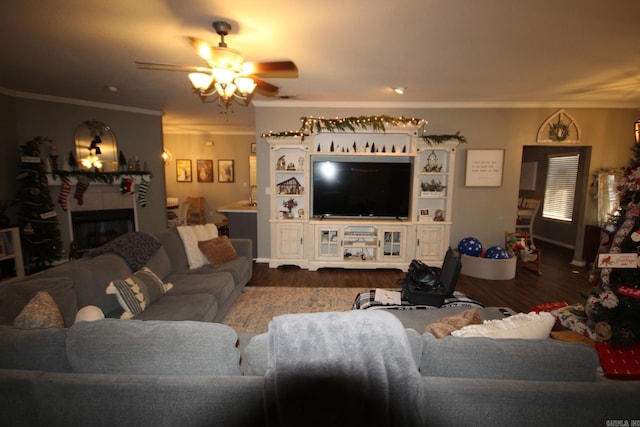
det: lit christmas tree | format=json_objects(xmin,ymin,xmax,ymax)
[
  {"xmin": 16, "ymin": 136, "xmax": 64, "ymax": 273},
  {"xmin": 575, "ymin": 147, "xmax": 640, "ymax": 347}
]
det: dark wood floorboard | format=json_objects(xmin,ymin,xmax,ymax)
[{"xmin": 247, "ymin": 241, "xmax": 591, "ymax": 313}]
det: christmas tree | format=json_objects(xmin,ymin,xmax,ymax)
[
  {"xmin": 16, "ymin": 136, "xmax": 64, "ymax": 273},
  {"xmin": 575, "ymin": 146, "xmax": 640, "ymax": 347}
]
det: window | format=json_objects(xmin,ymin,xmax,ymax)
[{"xmin": 543, "ymin": 154, "xmax": 580, "ymax": 222}]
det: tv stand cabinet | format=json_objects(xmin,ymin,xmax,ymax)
[{"xmin": 266, "ymin": 125, "xmax": 457, "ymax": 271}]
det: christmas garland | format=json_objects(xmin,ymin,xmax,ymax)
[
  {"xmin": 300, "ymin": 115, "xmax": 424, "ymax": 134},
  {"xmin": 261, "ymin": 115, "xmax": 467, "ymax": 145},
  {"xmin": 420, "ymin": 131, "xmax": 467, "ymax": 146}
]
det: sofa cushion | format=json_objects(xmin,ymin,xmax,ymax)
[
  {"xmin": 133, "ymin": 293, "xmax": 218, "ymax": 322},
  {"xmin": 0, "ymin": 326, "xmax": 70, "ymax": 372},
  {"xmin": 420, "ymin": 333, "xmax": 599, "ymax": 381},
  {"xmin": 198, "ymin": 236, "xmax": 238, "ymax": 267},
  {"xmin": 67, "ymin": 319, "xmax": 241, "ymax": 375},
  {"xmin": 14, "ymin": 291, "xmax": 65, "ymax": 329},
  {"xmin": 105, "ymin": 267, "xmax": 173, "ymax": 319},
  {"xmin": 36, "ymin": 254, "xmax": 132, "ymax": 316},
  {"xmin": 143, "ymin": 246, "xmax": 171, "ymax": 279},
  {"xmin": 154, "ymin": 228, "xmax": 190, "ymax": 273},
  {"xmin": 451, "ymin": 311, "xmax": 555, "ymax": 339},
  {"xmin": 0, "ymin": 277, "xmax": 77, "ymax": 328},
  {"xmin": 166, "ymin": 271, "xmax": 235, "ymax": 304}
]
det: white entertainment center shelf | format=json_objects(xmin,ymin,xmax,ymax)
[{"xmin": 266, "ymin": 125, "xmax": 458, "ymax": 272}]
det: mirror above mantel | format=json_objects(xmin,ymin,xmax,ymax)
[{"xmin": 75, "ymin": 120, "xmax": 118, "ymax": 171}]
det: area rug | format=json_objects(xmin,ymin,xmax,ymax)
[{"xmin": 222, "ymin": 287, "xmax": 369, "ymax": 334}]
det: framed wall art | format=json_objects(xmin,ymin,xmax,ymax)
[
  {"xmin": 218, "ymin": 159, "xmax": 235, "ymax": 183},
  {"xmin": 176, "ymin": 159, "xmax": 192, "ymax": 182},
  {"xmin": 197, "ymin": 159, "xmax": 214, "ymax": 183},
  {"xmin": 465, "ymin": 149, "xmax": 504, "ymax": 187}
]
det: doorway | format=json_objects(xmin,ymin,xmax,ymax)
[{"xmin": 519, "ymin": 145, "xmax": 591, "ymax": 261}]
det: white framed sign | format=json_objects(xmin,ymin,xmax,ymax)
[{"xmin": 465, "ymin": 149, "xmax": 505, "ymax": 187}]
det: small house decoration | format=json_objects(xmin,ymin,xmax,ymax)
[{"xmin": 277, "ymin": 177, "xmax": 302, "ymax": 195}]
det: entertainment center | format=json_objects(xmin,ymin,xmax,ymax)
[{"xmin": 266, "ymin": 122, "xmax": 458, "ymax": 271}]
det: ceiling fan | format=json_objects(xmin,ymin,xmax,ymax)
[{"xmin": 135, "ymin": 21, "xmax": 298, "ymax": 109}]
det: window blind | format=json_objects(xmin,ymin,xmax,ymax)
[{"xmin": 543, "ymin": 154, "xmax": 580, "ymax": 222}]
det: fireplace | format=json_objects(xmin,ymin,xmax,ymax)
[{"xmin": 71, "ymin": 208, "xmax": 135, "ymax": 255}]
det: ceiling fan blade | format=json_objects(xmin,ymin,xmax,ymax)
[
  {"xmin": 253, "ymin": 77, "xmax": 279, "ymax": 97},
  {"xmin": 246, "ymin": 61, "xmax": 298, "ymax": 78},
  {"xmin": 134, "ymin": 61, "xmax": 209, "ymax": 73},
  {"xmin": 188, "ymin": 37, "xmax": 215, "ymax": 62}
]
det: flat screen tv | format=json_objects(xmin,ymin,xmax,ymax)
[{"xmin": 311, "ymin": 156, "xmax": 413, "ymax": 219}]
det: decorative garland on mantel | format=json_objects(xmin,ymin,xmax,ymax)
[
  {"xmin": 49, "ymin": 170, "xmax": 151, "ymax": 184},
  {"xmin": 261, "ymin": 115, "xmax": 467, "ymax": 145}
]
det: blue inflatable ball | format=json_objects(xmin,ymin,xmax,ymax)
[
  {"xmin": 458, "ymin": 237, "xmax": 483, "ymax": 257},
  {"xmin": 485, "ymin": 245, "xmax": 510, "ymax": 259}
]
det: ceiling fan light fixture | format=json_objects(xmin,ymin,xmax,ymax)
[
  {"xmin": 211, "ymin": 67, "xmax": 236, "ymax": 85},
  {"xmin": 235, "ymin": 76, "xmax": 257, "ymax": 96},
  {"xmin": 188, "ymin": 72, "xmax": 214, "ymax": 91},
  {"xmin": 215, "ymin": 82, "xmax": 237, "ymax": 99}
]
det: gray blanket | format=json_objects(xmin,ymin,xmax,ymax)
[{"xmin": 264, "ymin": 310, "xmax": 424, "ymax": 427}]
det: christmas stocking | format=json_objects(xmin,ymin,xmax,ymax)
[
  {"xmin": 120, "ymin": 177, "xmax": 134, "ymax": 194},
  {"xmin": 57, "ymin": 176, "xmax": 71, "ymax": 211},
  {"xmin": 137, "ymin": 177, "xmax": 150, "ymax": 207},
  {"xmin": 74, "ymin": 176, "xmax": 91, "ymax": 205}
]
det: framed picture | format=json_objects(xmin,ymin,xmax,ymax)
[
  {"xmin": 197, "ymin": 159, "xmax": 214, "ymax": 183},
  {"xmin": 176, "ymin": 159, "xmax": 192, "ymax": 182},
  {"xmin": 218, "ymin": 159, "xmax": 235, "ymax": 183},
  {"xmin": 251, "ymin": 142, "xmax": 256, "ymax": 154},
  {"xmin": 418, "ymin": 209, "xmax": 432, "ymax": 222},
  {"xmin": 465, "ymin": 149, "xmax": 505, "ymax": 187}
]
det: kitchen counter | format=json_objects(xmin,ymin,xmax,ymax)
[{"xmin": 217, "ymin": 200, "xmax": 257, "ymax": 213}]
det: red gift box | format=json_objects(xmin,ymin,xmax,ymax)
[
  {"xmin": 595, "ymin": 342, "xmax": 640, "ymax": 380},
  {"xmin": 529, "ymin": 301, "xmax": 568, "ymax": 313}
]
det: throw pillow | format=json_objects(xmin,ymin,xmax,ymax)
[
  {"xmin": 198, "ymin": 235, "xmax": 238, "ymax": 267},
  {"xmin": 13, "ymin": 291, "xmax": 65, "ymax": 329},
  {"xmin": 425, "ymin": 308, "xmax": 482, "ymax": 338},
  {"xmin": 177, "ymin": 224, "xmax": 219, "ymax": 269},
  {"xmin": 451, "ymin": 311, "xmax": 555, "ymax": 339},
  {"xmin": 74, "ymin": 305, "xmax": 105, "ymax": 324},
  {"xmin": 1, "ymin": 277, "xmax": 77, "ymax": 327},
  {"xmin": 105, "ymin": 267, "xmax": 173, "ymax": 319}
]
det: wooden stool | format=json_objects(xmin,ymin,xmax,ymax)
[{"xmin": 186, "ymin": 197, "xmax": 205, "ymax": 225}]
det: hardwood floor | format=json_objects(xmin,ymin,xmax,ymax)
[{"xmin": 247, "ymin": 241, "xmax": 591, "ymax": 313}]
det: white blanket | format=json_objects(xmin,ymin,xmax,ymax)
[
  {"xmin": 264, "ymin": 310, "xmax": 424, "ymax": 427},
  {"xmin": 177, "ymin": 224, "xmax": 218, "ymax": 269}
]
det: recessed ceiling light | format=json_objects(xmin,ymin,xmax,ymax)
[
  {"xmin": 393, "ymin": 87, "xmax": 405, "ymax": 95},
  {"xmin": 104, "ymin": 85, "xmax": 119, "ymax": 93}
]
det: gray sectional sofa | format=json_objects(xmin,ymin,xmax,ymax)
[
  {"xmin": 0, "ymin": 227, "xmax": 253, "ymax": 325},
  {"xmin": 1, "ymin": 309, "xmax": 639, "ymax": 426},
  {"xmin": 1, "ymin": 228, "xmax": 639, "ymax": 426}
]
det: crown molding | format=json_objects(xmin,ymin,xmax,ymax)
[
  {"xmin": 0, "ymin": 87, "xmax": 162, "ymax": 116},
  {"xmin": 253, "ymin": 100, "xmax": 640, "ymax": 109}
]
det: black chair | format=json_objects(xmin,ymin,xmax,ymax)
[{"xmin": 437, "ymin": 247, "xmax": 462, "ymax": 297}]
